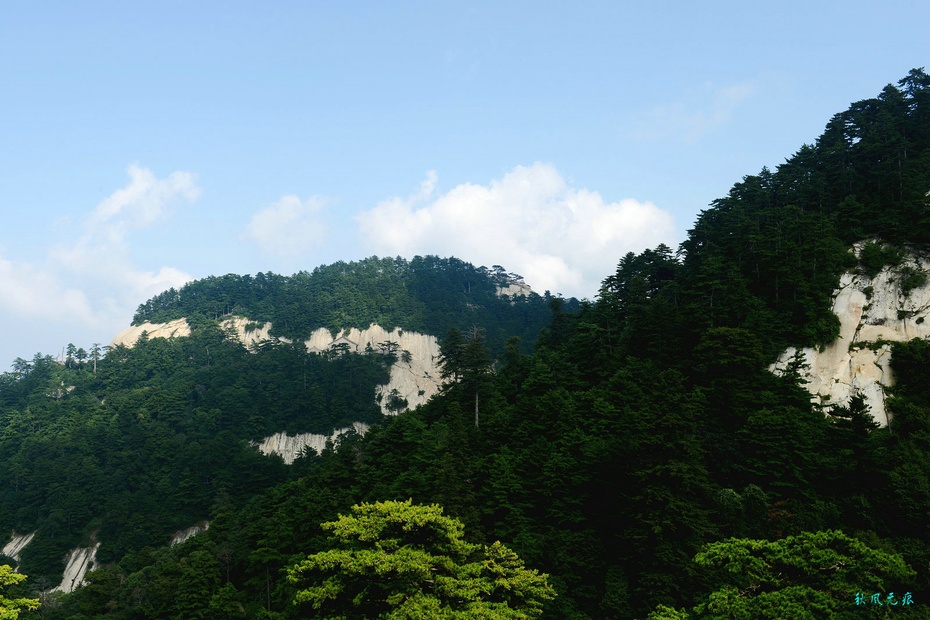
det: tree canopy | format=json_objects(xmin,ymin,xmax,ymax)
[
  {"xmin": 649, "ymin": 531, "xmax": 917, "ymax": 619},
  {"xmin": 131, "ymin": 256, "xmax": 574, "ymax": 355},
  {"xmin": 0, "ymin": 565, "xmax": 39, "ymax": 619},
  {"xmin": 287, "ymin": 499, "xmax": 555, "ymax": 618},
  {"xmin": 4, "ymin": 69, "xmax": 930, "ymax": 619}
]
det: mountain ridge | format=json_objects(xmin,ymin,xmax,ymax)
[{"xmin": 2, "ymin": 69, "xmax": 930, "ymax": 618}]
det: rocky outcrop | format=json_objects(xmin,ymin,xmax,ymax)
[
  {"xmin": 110, "ymin": 318, "xmax": 191, "ymax": 348},
  {"xmin": 255, "ymin": 423, "xmax": 370, "ymax": 464},
  {"xmin": 1, "ymin": 531, "xmax": 34, "ymax": 568},
  {"xmin": 110, "ymin": 319, "xmax": 443, "ymax": 416},
  {"xmin": 251, "ymin": 325, "xmax": 442, "ymax": 462},
  {"xmin": 772, "ymin": 242, "xmax": 930, "ymax": 425},
  {"xmin": 10, "ymin": 525, "xmax": 207, "ymax": 594},
  {"xmin": 170, "ymin": 521, "xmax": 210, "ymax": 546},
  {"xmin": 4, "ymin": 531, "xmax": 99, "ymax": 592},
  {"xmin": 221, "ymin": 317, "xmax": 292, "ymax": 349},
  {"xmin": 304, "ymin": 325, "xmax": 442, "ymax": 414},
  {"xmin": 52, "ymin": 543, "xmax": 100, "ymax": 593},
  {"xmin": 496, "ymin": 280, "xmax": 533, "ymax": 298}
]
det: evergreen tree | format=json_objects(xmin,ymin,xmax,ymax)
[
  {"xmin": 287, "ymin": 500, "xmax": 555, "ymax": 618},
  {"xmin": 650, "ymin": 531, "xmax": 917, "ymax": 619}
]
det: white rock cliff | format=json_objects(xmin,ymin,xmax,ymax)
[
  {"xmin": 772, "ymin": 243, "xmax": 930, "ymax": 425},
  {"xmin": 303, "ymin": 325, "xmax": 442, "ymax": 415},
  {"xmin": 110, "ymin": 318, "xmax": 191, "ymax": 348},
  {"xmin": 110, "ymin": 319, "xmax": 444, "ymax": 461},
  {"xmin": 255, "ymin": 423, "xmax": 371, "ymax": 465},
  {"xmin": 52, "ymin": 543, "xmax": 100, "ymax": 594},
  {"xmin": 2, "ymin": 531, "xmax": 34, "ymax": 568},
  {"xmin": 170, "ymin": 521, "xmax": 210, "ymax": 546},
  {"xmin": 4, "ymin": 531, "xmax": 99, "ymax": 594}
]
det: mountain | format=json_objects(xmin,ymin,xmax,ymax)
[
  {"xmin": 130, "ymin": 255, "xmax": 559, "ymax": 356},
  {"xmin": 0, "ymin": 256, "xmax": 570, "ymax": 595},
  {"xmin": 2, "ymin": 69, "xmax": 930, "ymax": 618}
]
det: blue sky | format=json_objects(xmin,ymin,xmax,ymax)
[{"xmin": 1, "ymin": 1, "xmax": 928, "ymax": 365}]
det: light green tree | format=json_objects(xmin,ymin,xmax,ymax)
[
  {"xmin": 287, "ymin": 499, "xmax": 555, "ymax": 619},
  {"xmin": 0, "ymin": 564, "xmax": 40, "ymax": 619},
  {"xmin": 647, "ymin": 530, "xmax": 917, "ymax": 619}
]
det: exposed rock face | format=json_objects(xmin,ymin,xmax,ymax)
[
  {"xmin": 772, "ymin": 243, "xmax": 930, "ymax": 425},
  {"xmin": 255, "ymin": 423, "xmax": 370, "ymax": 464},
  {"xmin": 12, "ymin": 527, "xmax": 207, "ymax": 594},
  {"xmin": 111, "ymin": 319, "xmax": 443, "ymax": 416},
  {"xmin": 496, "ymin": 280, "xmax": 533, "ymax": 298},
  {"xmin": 52, "ymin": 543, "xmax": 100, "ymax": 593},
  {"xmin": 304, "ymin": 325, "xmax": 442, "ymax": 414},
  {"xmin": 2, "ymin": 531, "xmax": 34, "ymax": 568},
  {"xmin": 5, "ymin": 531, "xmax": 99, "ymax": 593},
  {"xmin": 221, "ymin": 317, "xmax": 293, "ymax": 349},
  {"xmin": 110, "ymin": 318, "xmax": 191, "ymax": 348},
  {"xmin": 244, "ymin": 326, "xmax": 443, "ymax": 463},
  {"xmin": 170, "ymin": 521, "xmax": 210, "ymax": 546}
]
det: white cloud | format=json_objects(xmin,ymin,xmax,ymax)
[
  {"xmin": 356, "ymin": 163, "xmax": 677, "ymax": 298},
  {"xmin": 88, "ymin": 164, "xmax": 201, "ymax": 241},
  {"xmin": 634, "ymin": 81, "xmax": 756, "ymax": 143},
  {"xmin": 0, "ymin": 254, "xmax": 94, "ymax": 324},
  {"xmin": 53, "ymin": 165, "xmax": 200, "ymax": 304},
  {"xmin": 245, "ymin": 195, "xmax": 327, "ymax": 257},
  {"xmin": 0, "ymin": 165, "xmax": 200, "ymax": 361}
]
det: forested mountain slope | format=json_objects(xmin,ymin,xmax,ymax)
[
  {"xmin": 0, "ymin": 257, "xmax": 567, "ymax": 598},
  {"xmin": 132, "ymin": 255, "xmax": 559, "ymax": 355},
  {"xmin": 2, "ymin": 69, "xmax": 930, "ymax": 618}
]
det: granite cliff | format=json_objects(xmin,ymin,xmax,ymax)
[
  {"xmin": 110, "ymin": 319, "xmax": 444, "ymax": 457},
  {"xmin": 772, "ymin": 242, "xmax": 930, "ymax": 425}
]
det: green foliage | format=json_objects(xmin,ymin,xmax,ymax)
[
  {"xmin": 899, "ymin": 265, "xmax": 927, "ymax": 295},
  {"xmin": 681, "ymin": 198, "xmax": 850, "ymax": 351},
  {"xmin": 881, "ymin": 338, "xmax": 930, "ymax": 592},
  {"xmin": 4, "ymin": 68, "xmax": 930, "ymax": 619},
  {"xmin": 131, "ymin": 256, "xmax": 573, "ymax": 355},
  {"xmin": 0, "ymin": 322, "xmax": 392, "ymax": 581},
  {"xmin": 0, "ymin": 565, "xmax": 40, "ymax": 618},
  {"xmin": 669, "ymin": 531, "xmax": 917, "ymax": 619},
  {"xmin": 437, "ymin": 328, "xmax": 494, "ymax": 428},
  {"xmin": 858, "ymin": 241, "xmax": 903, "ymax": 278},
  {"xmin": 287, "ymin": 499, "xmax": 555, "ymax": 618},
  {"xmin": 647, "ymin": 604, "xmax": 691, "ymax": 619},
  {"xmin": 673, "ymin": 70, "xmax": 930, "ymax": 351}
]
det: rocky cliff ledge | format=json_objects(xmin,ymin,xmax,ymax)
[
  {"xmin": 772, "ymin": 242, "xmax": 930, "ymax": 425},
  {"xmin": 2, "ymin": 526, "xmax": 212, "ymax": 595},
  {"xmin": 170, "ymin": 521, "xmax": 210, "ymax": 547},
  {"xmin": 52, "ymin": 543, "xmax": 100, "ymax": 593},
  {"xmin": 1, "ymin": 531, "xmax": 34, "ymax": 569},
  {"xmin": 304, "ymin": 325, "xmax": 442, "ymax": 415},
  {"xmin": 4, "ymin": 531, "xmax": 98, "ymax": 593},
  {"xmin": 110, "ymin": 318, "xmax": 191, "ymax": 347},
  {"xmin": 255, "ymin": 423, "xmax": 371, "ymax": 464},
  {"xmin": 111, "ymin": 319, "xmax": 444, "ymax": 417}
]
